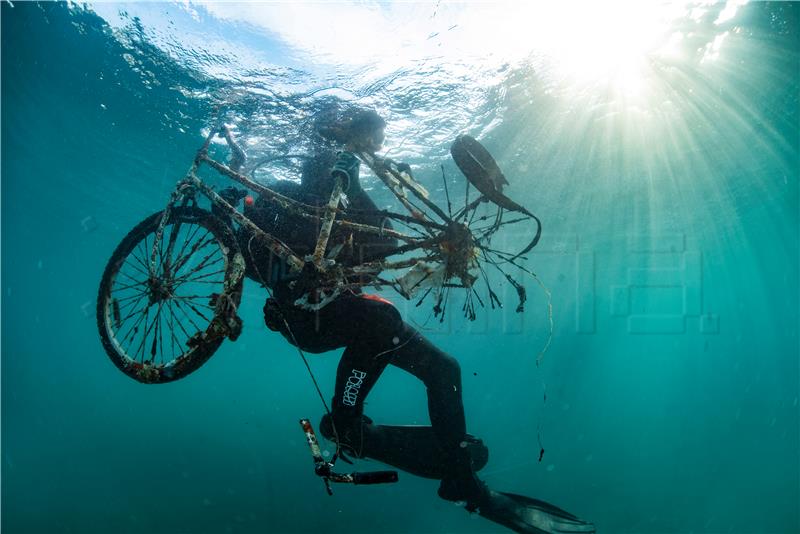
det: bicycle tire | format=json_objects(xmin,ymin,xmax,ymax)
[{"xmin": 97, "ymin": 206, "xmax": 245, "ymax": 384}]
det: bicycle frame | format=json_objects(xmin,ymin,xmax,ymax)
[
  {"xmin": 146, "ymin": 127, "xmax": 447, "ymax": 297},
  {"xmin": 95, "ymin": 123, "xmax": 548, "ymax": 385},
  {"xmin": 142, "ymin": 124, "xmax": 540, "ymax": 318}
]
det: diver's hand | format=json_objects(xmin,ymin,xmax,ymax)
[
  {"xmin": 331, "ymin": 151, "xmax": 361, "ymax": 193},
  {"xmin": 219, "ymin": 186, "xmax": 248, "ymax": 206},
  {"xmin": 383, "ymin": 157, "xmax": 413, "ymax": 178}
]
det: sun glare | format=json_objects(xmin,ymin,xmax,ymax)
[
  {"xmin": 192, "ymin": 0, "xmax": 745, "ymax": 103},
  {"xmin": 526, "ymin": 2, "xmax": 684, "ymax": 96}
]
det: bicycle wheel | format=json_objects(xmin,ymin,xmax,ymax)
[{"xmin": 97, "ymin": 206, "xmax": 245, "ymax": 384}]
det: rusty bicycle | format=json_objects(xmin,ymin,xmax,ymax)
[{"xmin": 96, "ymin": 126, "xmax": 541, "ymax": 384}]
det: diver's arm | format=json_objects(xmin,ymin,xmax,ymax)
[
  {"xmin": 220, "ymin": 124, "xmax": 247, "ymax": 173},
  {"xmin": 331, "ymin": 151, "xmax": 399, "ymax": 261}
]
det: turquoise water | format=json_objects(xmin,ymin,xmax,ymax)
[{"xmin": 2, "ymin": 2, "xmax": 798, "ymax": 533}]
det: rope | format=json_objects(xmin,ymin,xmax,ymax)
[{"xmin": 246, "ymin": 234, "xmax": 343, "ymax": 457}]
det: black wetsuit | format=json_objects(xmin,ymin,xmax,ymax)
[
  {"xmin": 273, "ymin": 292, "xmax": 467, "ymax": 461},
  {"xmin": 239, "ymin": 151, "xmax": 474, "ymax": 487}
]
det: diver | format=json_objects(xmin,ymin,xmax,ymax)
[{"xmin": 223, "ymin": 110, "xmax": 594, "ymax": 534}]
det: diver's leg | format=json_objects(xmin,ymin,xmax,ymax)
[
  {"xmin": 389, "ymin": 324, "xmax": 487, "ymax": 503},
  {"xmin": 388, "ymin": 325, "xmax": 466, "ymax": 450},
  {"xmin": 322, "ymin": 296, "xmax": 403, "ymax": 454},
  {"xmin": 323, "ymin": 344, "xmax": 394, "ymax": 457},
  {"xmin": 331, "ymin": 337, "xmax": 393, "ymax": 420}
]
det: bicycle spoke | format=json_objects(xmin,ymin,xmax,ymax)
[
  {"xmin": 124, "ymin": 255, "xmax": 151, "ymax": 278},
  {"xmin": 170, "ymin": 222, "xmax": 205, "ymax": 276},
  {"xmin": 116, "ymin": 311, "xmax": 145, "ymax": 348},
  {"xmin": 173, "ymin": 246, "xmax": 221, "ymax": 283},
  {"xmin": 478, "ymin": 252, "xmax": 502, "ymax": 310},
  {"xmin": 441, "ymin": 164, "xmax": 453, "ymax": 219},
  {"xmin": 131, "ymin": 304, "xmax": 151, "ymax": 362},
  {"xmin": 117, "ymin": 267, "xmax": 148, "ymax": 286},
  {"xmin": 115, "ymin": 297, "xmax": 148, "ymax": 319},
  {"xmin": 171, "ymin": 230, "xmax": 213, "ymax": 275},
  {"xmin": 139, "ymin": 303, "xmax": 161, "ymax": 363},
  {"xmin": 160, "ymin": 218, "xmax": 183, "ymax": 275},
  {"xmin": 471, "ymin": 216, "xmax": 527, "ymax": 236},
  {"xmin": 131, "ymin": 241, "xmax": 152, "ymax": 276},
  {"xmin": 148, "ymin": 302, "xmax": 165, "ymax": 362},
  {"xmin": 389, "ymin": 217, "xmax": 432, "ymax": 240},
  {"xmin": 463, "ymin": 179, "xmax": 470, "ymax": 222},
  {"xmin": 116, "ymin": 291, "xmax": 149, "ymax": 322},
  {"xmin": 168, "ymin": 299, "xmax": 194, "ymax": 349},
  {"xmin": 172, "ymin": 299, "xmax": 206, "ymax": 334},
  {"xmin": 114, "ymin": 294, "xmax": 151, "ymax": 320},
  {"xmin": 467, "ymin": 200, "xmax": 481, "ymax": 227},
  {"xmin": 175, "ymin": 279, "xmax": 225, "ymax": 285},
  {"xmin": 167, "ymin": 300, "xmax": 179, "ymax": 362},
  {"xmin": 112, "ymin": 278, "xmax": 149, "ymax": 292},
  {"xmin": 478, "ymin": 245, "xmax": 533, "ymax": 269},
  {"xmin": 178, "ymin": 298, "xmax": 212, "ymax": 323},
  {"xmin": 174, "ymin": 254, "xmax": 223, "ymax": 283},
  {"xmin": 172, "ymin": 295, "xmax": 215, "ymax": 311},
  {"xmin": 183, "ymin": 268, "xmax": 226, "ymax": 283},
  {"xmin": 139, "ymin": 301, "xmax": 161, "ymax": 363}
]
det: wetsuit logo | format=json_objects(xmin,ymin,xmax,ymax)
[{"xmin": 342, "ymin": 369, "xmax": 367, "ymax": 407}]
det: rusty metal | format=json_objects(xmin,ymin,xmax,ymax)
[
  {"xmin": 188, "ymin": 174, "xmax": 305, "ymax": 272},
  {"xmin": 312, "ymin": 174, "xmax": 345, "ymax": 269},
  {"xmin": 357, "ymin": 151, "xmax": 450, "ymax": 222},
  {"xmin": 143, "ymin": 126, "xmax": 536, "ymax": 320},
  {"xmin": 200, "ymin": 154, "xmax": 422, "ymax": 242}
]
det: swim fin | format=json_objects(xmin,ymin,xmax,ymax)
[
  {"xmin": 319, "ymin": 415, "xmax": 488, "ymax": 479},
  {"xmin": 475, "ymin": 490, "xmax": 595, "ymax": 534}
]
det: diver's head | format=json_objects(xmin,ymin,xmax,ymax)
[{"xmin": 318, "ymin": 109, "xmax": 386, "ymax": 153}]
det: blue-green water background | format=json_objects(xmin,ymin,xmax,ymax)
[{"xmin": 2, "ymin": 2, "xmax": 798, "ymax": 533}]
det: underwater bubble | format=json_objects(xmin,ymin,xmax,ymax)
[{"xmin": 81, "ymin": 216, "xmax": 98, "ymax": 233}]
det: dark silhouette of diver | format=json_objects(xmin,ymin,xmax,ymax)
[{"xmin": 222, "ymin": 112, "xmax": 594, "ymax": 533}]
